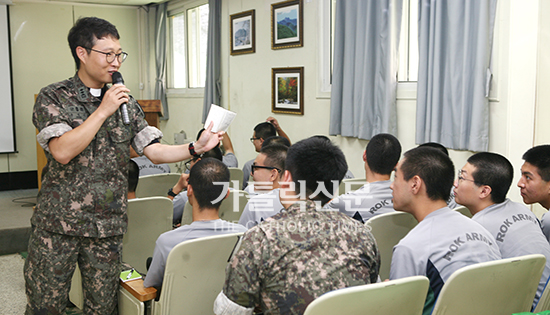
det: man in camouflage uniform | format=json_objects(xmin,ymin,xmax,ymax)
[
  {"xmin": 214, "ymin": 136, "xmax": 380, "ymax": 315},
  {"xmin": 25, "ymin": 17, "xmax": 222, "ymax": 315}
]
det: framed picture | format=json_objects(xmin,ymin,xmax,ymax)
[
  {"xmin": 271, "ymin": 0, "xmax": 303, "ymax": 50},
  {"xmin": 230, "ymin": 10, "xmax": 255, "ymax": 55},
  {"xmin": 272, "ymin": 67, "xmax": 304, "ymax": 115}
]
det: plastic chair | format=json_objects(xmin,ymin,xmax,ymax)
[
  {"xmin": 118, "ymin": 232, "xmax": 243, "ymax": 315},
  {"xmin": 135, "ymin": 173, "xmax": 181, "ymax": 198},
  {"xmin": 69, "ymin": 197, "xmax": 173, "ymax": 309},
  {"xmin": 338, "ymin": 178, "xmax": 367, "ymax": 195},
  {"xmin": 303, "ymin": 276, "xmax": 429, "ymax": 315},
  {"xmin": 180, "ymin": 190, "xmax": 249, "ymax": 225},
  {"xmin": 365, "ymin": 211, "xmax": 418, "ymax": 280},
  {"xmin": 123, "ymin": 197, "xmax": 174, "ymax": 273},
  {"xmin": 453, "ymin": 205, "xmax": 473, "ymax": 218},
  {"xmin": 431, "ymin": 254, "xmax": 547, "ymax": 315},
  {"xmin": 228, "ymin": 167, "xmax": 243, "ymax": 190}
]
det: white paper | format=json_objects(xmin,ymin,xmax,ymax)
[{"xmin": 204, "ymin": 104, "xmax": 237, "ymax": 132}]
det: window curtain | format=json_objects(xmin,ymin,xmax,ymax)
[
  {"xmin": 329, "ymin": 0, "xmax": 403, "ymax": 139},
  {"xmin": 202, "ymin": 0, "xmax": 222, "ymax": 123},
  {"xmin": 154, "ymin": 2, "xmax": 169, "ymax": 120},
  {"xmin": 416, "ymin": 0, "xmax": 497, "ymax": 151}
]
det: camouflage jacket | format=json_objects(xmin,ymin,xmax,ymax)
[
  {"xmin": 32, "ymin": 74, "xmax": 162, "ymax": 238},
  {"xmin": 222, "ymin": 200, "xmax": 380, "ymax": 314}
]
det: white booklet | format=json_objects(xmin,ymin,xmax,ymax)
[{"xmin": 204, "ymin": 104, "xmax": 237, "ymax": 132}]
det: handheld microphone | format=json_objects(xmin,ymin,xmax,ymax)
[{"xmin": 111, "ymin": 71, "xmax": 130, "ymax": 125}]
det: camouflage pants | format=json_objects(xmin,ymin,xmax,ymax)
[{"xmin": 24, "ymin": 226, "xmax": 123, "ymax": 315}]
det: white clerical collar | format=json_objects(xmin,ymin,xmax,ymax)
[{"xmin": 89, "ymin": 88, "xmax": 102, "ymax": 97}]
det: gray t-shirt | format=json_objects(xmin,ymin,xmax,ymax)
[
  {"xmin": 238, "ymin": 188, "xmax": 285, "ymax": 229},
  {"xmin": 143, "ymin": 219, "xmax": 247, "ymax": 288},
  {"xmin": 326, "ymin": 180, "xmax": 394, "ymax": 222},
  {"xmin": 472, "ymin": 199, "xmax": 550, "ymax": 309},
  {"xmin": 223, "ymin": 152, "xmax": 238, "ymax": 168},
  {"xmin": 540, "ymin": 211, "xmax": 550, "ymax": 243},
  {"xmin": 132, "ymin": 156, "xmax": 170, "ymax": 177},
  {"xmin": 390, "ymin": 207, "xmax": 501, "ymax": 315}
]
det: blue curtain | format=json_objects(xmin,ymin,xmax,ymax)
[
  {"xmin": 154, "ymin": 2, "xmax": 169, "ymax": 120},
  {"xmin": 329, "ymin": 0, "xmax": 403, "ymax": 140},
  {"xmin": 202, "ymin": 0, "xmax": 222, "ymax": 123},
  {"xmin": 416, "ymin": 0, "xmax": 497, "ymax": 151}
]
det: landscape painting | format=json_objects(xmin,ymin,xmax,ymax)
[
  {"xmin": 230, "ymin": 10, "xmax": 255, "ymax": 55},
  {"xmin": 271, "ymin": 0, "xmax": 303, "ymax": 49},
  {"xmin": 272, "ymin": 67, "xmax": 304, "ymax": 115}
]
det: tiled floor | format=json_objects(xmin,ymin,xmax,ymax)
[{"xmin": 0, "ymin": 189, "xmax": 83, "ymax": 314}]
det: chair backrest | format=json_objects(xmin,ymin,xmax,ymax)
[
  {"xmin": 365, "ymin": 211, "xmax": 418, "ymax": 280},
  {"xmin": 135, "ymin": 173, "xmax": 181, "ymax": 198},
  {"xmin": 534, "ymin": 278, "xmax": 550, "ymax": 312},
  {"xmin": 228, "ymin": 167, "xmax": 243, "ymax": 190},
  {"xmin": 123, "ymin": 197, "xmax": 173, "ymax": 273},
  {"xmin": 303, "ymin": 276, "xmax": 429, "ymax": 315},
  {"xmin": 453, "ymin": 205, "xmax": 473, "ymax": 218},
  {"xmin": 432, "ymin": 254, "xmax": 546, "ymax": 315},
  {"xmin": 180, "ymin": 190, "xmax": 249, "ymax": 226},
  {"xmin": 338, "ymin": 178, "xmax": 367, "ymax": 195},
  {"xmin": 152, "ymin": 232, "xmax": 243, "ymax": 315}
]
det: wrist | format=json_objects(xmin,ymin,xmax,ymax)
[{"xmin": 188, "ymin": 141, "xmax": 201, "ymax": 157}]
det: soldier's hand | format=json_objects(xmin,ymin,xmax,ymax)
[
  {"xmin": 98, "ymin": 84, "xmax": 130, "ymax": 117},
  {"xmin": 195, "ymin": 122, "xmax": 224, "ymax": 154}
]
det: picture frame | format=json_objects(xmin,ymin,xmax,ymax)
[
  {"xmin": 230, "ymin": 10, "xmax": 255, "ymax": 55},
  {"xmin": 272, "ymin": 67, "xmax": 304, "ymax": 115},
  {"xmin": 271, "ymin": 0, "xmax": 303, "ymax": 50}
]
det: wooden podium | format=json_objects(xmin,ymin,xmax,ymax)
[
  {"xmin": 36, "ymin": 100, "xmax": 163, "ymax": 189},
  {"xmin": 137, "ymin": 99, "xmax": 163, "ymax": 128}
]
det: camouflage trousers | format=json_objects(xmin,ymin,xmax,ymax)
[{"xmin": 24, "ymin": 226, "xmax": 123, "ymax": 315}]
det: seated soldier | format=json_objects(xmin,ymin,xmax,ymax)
[
  {"xmin": 144, "ymin": 158, "xmax": 247, "ymax": 290},
  {"xmin": 326, "ymin": 133, "xmax": 401, "ymax": 222},
  {"xmin": 454, "ymin": 152, "xmax": 550, "ymax": 310},
  {"xmin": 238, "ymin": 144, "xmax": 288, "ymax": 229},
  {"xmin": 389, "ymin": 147, "xmax": 501, "ymax": 315},
  {"xmin": 518, "ymin": 145, "xmax": 550, "ymax": 242},
  {"xmin": 167, "ymin": 147, "xmax": 224, "ymax": 226},
  {"xmin": 242, "ymin": 118, "xmax": 291, "ymax": 189},
  {"xmin": 214, "ymin": 137, "xmax": 380, "ymax": 314}
]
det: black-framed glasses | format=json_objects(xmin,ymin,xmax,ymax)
[
  {"xmin": 251, "ymin": 163, "xmax": 281, "ymax": 174},
  {"xmin": 457, "ymin": 170, "xmax": 479, "ymax": 185},
  {"xmin": 83, "ymin": 47, "xmax": 128, "ymax": 64},
  {"xmin": 250, "ymin": 137, "xmax": 261, "ymax": 142},
  {"xmin": 185, "ymin": 158, "xmax": 199, "ymax": 171}
]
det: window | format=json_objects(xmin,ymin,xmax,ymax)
[
  {"xmin": 398, "ymin": 0, "xmax": 418, "ymax": 82},
  {"xmin": 169, "ymin": 1, "xmax": 209, "ymax": 89},
  {"xmin": 318, "ymin": 0, "xmax": 419, "ymax": 95}
]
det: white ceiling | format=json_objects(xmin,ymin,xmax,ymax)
[{"xmin": 8, "ymin": 0, "xmax": 165, "ymax": 6}]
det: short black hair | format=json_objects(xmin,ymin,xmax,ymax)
[
  {"xmin": 68, "ymin": 17, "xmax": 120, "ymax": 70},
  {"xmin": 401, "ymin": 147, "xmax": 455, "ymax": 201},
  {"xmin": 128, "ymin": 160, "xmax": 139, "ymax": 193},
  {"xmin": 418, "ymin": 142, "xmax": 449, "ymax": 156},
  {"xmin": 523, "ymin": 145, "xmax": 550, "ymax": 182},
  {"xmin": 254, "ymin": 122, "xmax": 277, "ymax": 140},
  {"xmin": 188, "ymin": 158, "xmax": 230, "ymax": 210},
  {"xmin": 366, "ymin": 133, "xmax": 401, "ymax": 175},
  {"xmin": 262, "ymin": 136, "xmax": 290, "ymax": 148},
  {"xmin": 199, "ymin": 147, "xmax": 223, "ymax": 161},
  {"xmin": 467, "ymin": 152, "xmax": 513, "ymax": 204},
  {"xmin": 285, "ymin": 136, "xmax": 348, "ymax": 205},
  {"xmin": 260, "ymin": 144, "xmax": 288, "ymax": 178}
]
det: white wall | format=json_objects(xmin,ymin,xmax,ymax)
[{"xmin": 4, "ymin": 1, "xmax": 144, "ymax": 175}]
